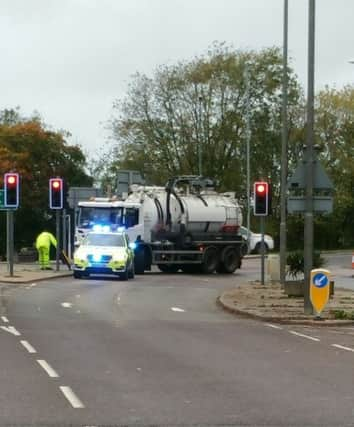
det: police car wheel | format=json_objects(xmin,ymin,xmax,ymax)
[
  {"xmin": 128, "ymin": 263, "xmax": 135, "ymax": 279},
  {"xmin": 119, "ymin": 269, "xmax": 129, "ymax": 281}
]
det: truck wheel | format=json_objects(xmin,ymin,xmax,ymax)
[
  {"xmin": 134, "ymin": 248, "xmax": 145, "ymax": 274},
  {"xmin": 73, "ymin": 271, "xmax": 82, "ymax": 279},
  {"xmin": 157, "ymin": 264, "xmax": 180, "ymax": 273},
  {"xmin": 201, "ymin": 246, "xmax": 218, "ymax": 274},
  {"xmin": 215, "ymin": 263, "xmax": 226, "ymax": 274},
  {"xmin": 220, "ymin": 246, "xmax": 240, "ymax": 274}
]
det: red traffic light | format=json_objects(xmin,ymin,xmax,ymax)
[
  {"xmin": 254, "ymin": 181, "xmax": 269, "ymax": 216},
  {"xmin": 4, "ymin": 173, "xmax": 20, "ymax": 208},
  {"xmin": 6, "ymin": 175, "xmax": 17, "ymax": 185},
  {"xmin": 51, "ymin": 179, "xmax": 61, "ymax": 189},
  {"xmin": 256, "ymin": 183, "xmax": 266, "ymax": 194},
  {"xmin": 49, "ymin": 178, "xmax": 63, "ymax": 209}
]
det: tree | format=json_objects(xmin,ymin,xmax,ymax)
[
  {"xmin": 0, "ymin": 109, "xmax": 93, "ymax": 255},
  {"xmin": 285, "ymin": 85, "xmax": 354, "ymax": 249},
  {"xmin": 101, "ymin": 44, "xmax": 353, "ymax": 250},
  {"xmin": 108, "ymin": 43, "xmax": 302, "ymax": 199},
  {"xmin": 313, "ymin": 86, "xmax": 354, "ymax": 247}
]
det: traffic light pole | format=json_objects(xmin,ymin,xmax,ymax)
[
  {"xmin": 6, "ymin": 210, "xmax": 14, "ymax": 277},
  {"xmin": 62, "ymin": 208, "xmax": 67, "ymax": 256},
  {"xmin": 56, "ymin": 210, "xmax": 60, "ymax": 271},
  {"xmin": 260, "ymin": 216, "xmax": 265, "ymax": 286}
]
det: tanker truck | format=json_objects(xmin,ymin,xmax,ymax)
[
  {"xmin": 74, "ymin": 176, "xmax": 244, "ymax": 274},
  {"xmin": 125, "ymin": 176, "xmax": 244, "ymax": 274}
]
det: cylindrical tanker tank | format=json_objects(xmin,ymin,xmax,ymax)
[
  {"xmin": 174, "ymin": 193, "xmax": 242, "ymax": 234},
  {"xmin": 126, "ymin": 184, "xmax": 242, "ymax": 242}
]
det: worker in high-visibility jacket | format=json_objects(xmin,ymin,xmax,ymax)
[{"xmin": 35, "ymin": 231, "xmax": 57, "ymax": 270}]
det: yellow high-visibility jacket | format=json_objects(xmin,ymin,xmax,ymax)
[{"xmin": 35, "ymin": 232, "xmax": 57, "ymax": 249}]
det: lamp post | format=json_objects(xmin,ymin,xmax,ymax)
[
  {"xmin": 304, "ymin": 0, "xmax": 316, "ymax": 314},
  {"xmin": 244, "ymin": 64, "xmax": 251, "ymax": 240},
  {"xmin": 198, "ymin": 95, "xmax": 203, "ymax": 176},
  {"xmin": 280, "ymin": 0, "xmax": 289, "ymax": 286}
]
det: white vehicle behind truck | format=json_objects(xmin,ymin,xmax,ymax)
[{"xmin": 75, "ymin": 176, "xmax": 244, "ymax": 275}]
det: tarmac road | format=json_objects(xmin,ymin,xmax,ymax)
[{"xmin": 1, "ymin": 258, "xmax": 354, "ymax": 426}]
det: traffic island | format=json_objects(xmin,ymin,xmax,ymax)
[{"xmin": 218, "ymin": 281, "xmax": 354, "ymax": 325}]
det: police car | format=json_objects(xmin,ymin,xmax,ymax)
[{"xmin": 73, "ymin": 230, "xmax": 135, "ymax": 280}]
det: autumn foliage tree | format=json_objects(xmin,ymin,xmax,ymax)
[{"xmin": 0, "ymin": 109, "xmax": 92, "ymax": 255}]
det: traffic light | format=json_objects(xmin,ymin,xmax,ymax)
[
  {"xmin": 4, "ymin": 173, "xmax": 19, "ymax": 208},
  {"xmin": 49, "ymin": 178, "xmax": 63, "ymax": 209},
  {"xmin": 254, "ymin": 181, "xmax": 269, "ymax": 216}
]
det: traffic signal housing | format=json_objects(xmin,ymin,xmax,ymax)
[
  {"xmin": 4, "ymin": 173, "xmax": 19, "ymax": 208},
  {"xmin": 254, "ymin": 181, "xmax": 270, "ymax": 216},
  {"xmin": 49, "ymin": 178, "xmax": 63, "ymax": 209}
]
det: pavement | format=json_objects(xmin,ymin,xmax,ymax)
[{"xmin": 0, "ymin": 261, "xmax": 72, "ymax": 284}]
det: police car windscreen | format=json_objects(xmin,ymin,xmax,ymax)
[{"xmin": 86, "ymin": 234, "xmax": 125, "ymax": 247}]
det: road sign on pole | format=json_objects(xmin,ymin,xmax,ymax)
[{"xmin": 310, "ymin": 268, "xmax": 331, "ymax": 318}]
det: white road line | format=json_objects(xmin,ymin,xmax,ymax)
[
  {"xmin": 332, "ymin": 344, "xmax": 354, "ymax": 353},
  {"xmin": 37, "ymin": 360, "xmax": 59, "ymax": 378},
  {"xmin": 265, "ymin": 323, "xmax": 283, "ymax": 330},
  {"xmin": 289, "ymin": 331, "xmax": 320, "ymax": 342},
  {"xmin": 171, "ymin": 307, "xmax": 185, "ymax": 312},
  {"xmin": 20, "ymin": 340, "xmax": 37, "ymax": 353},
  {"xmin": 0, "ymin": 326, "xmax": 21, "ymax": 336},
  {"xmin": 60, "ymin": 386, "xmax": 85, "ymax": 408},
  {"xmin": 61, "ymin": 302, "xmax": 73, "ymax": 308},
  {"xmin": 1, "ymin": 316, "xmax": 9, "ymax": 323}
]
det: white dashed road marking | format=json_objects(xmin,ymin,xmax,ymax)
[
  {"xmin": 60, "ymin": 386, "xmax": 85, "ymax": 408},
  {"xmin": 1, "ymin": 316, "xmax": 9, "ymax": 323},
  {"xmin": 20, "ymin": 340, "xmax": 37, "ymax": 353},
  {"xmin": 37, "ymin": 360, "xmax": 59, "ymax": 378},
  {"xmin": 61, "ymin": 302, "xmax": 73, "ymax": 308},
  {"xmin": 265, "ymin": 323, "xmax": 283, "ymax": 330},
  {"xmin": 332, "ymin": 344, "xmax": 354, "ymax": 353},
  {"xmin": 171, "ymin": 307, "xmax": 185, "ymax": 312},
  {"xmin": 0, "ymin": 326, "xmax": 21, "ymax": 336},
  {"xmin": 289, "ymin": 331, "xmax": 320, "ymax": 342}
]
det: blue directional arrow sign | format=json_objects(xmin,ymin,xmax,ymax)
[{"xmin": 313, "ymin": 272, "xmax": 329, "ymax": 288}]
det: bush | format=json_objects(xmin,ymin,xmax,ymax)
[
  {"xmin": 286, "ymin": 250, "xmax": 326, "ymax": 280},
  {"xmin": 332, "ymin": 310, "xmax": 354, "ymax": 320}
]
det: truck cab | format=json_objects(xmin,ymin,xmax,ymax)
[{"xmin": 75, "ymin": 198, "xmax": 143, "ymax": 246}]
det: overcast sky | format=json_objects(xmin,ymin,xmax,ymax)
[{"xmin": 1, "ymin": 0, "xmax": 354, "ymax": 158}]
